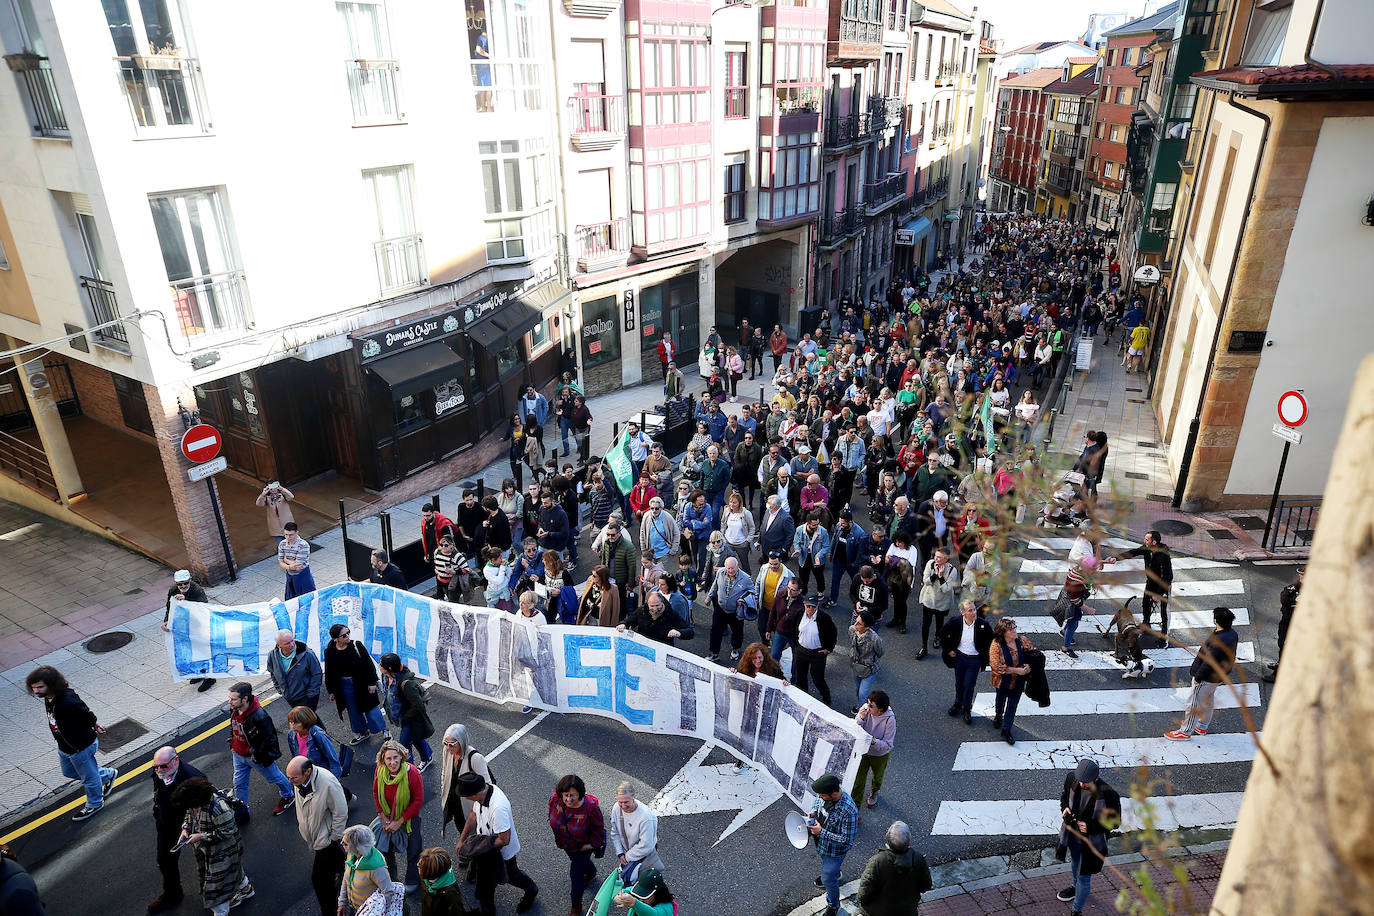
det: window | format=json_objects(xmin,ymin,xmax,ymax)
[
  {"xmin": 724, "ymin": 46, "xmax": 747, "ymax": 118},
  {"xmin": 1241, "ymin": 1, "xmax": 1291, "ymax": 67},
  {"xmin": 1120, "ymin": 47, "xmax": 1132, "ymax": 67},
  {"xmin": 363, "ymin": 165, "xmax": 424, "ymax": 293},
  {"xmin": 1168, "ymin": 84, "xmax": 1197, "ymax": 122},
  {"xmin": 580, "ymin": 295, "xmax": 619, "ymax": 368},
  {"xmin": 479, "ymin": 138, "xmax": 554, "ymax": 261},
  {"xmin": 1103, "ymin": 161, "xmax": 1116, "ymax": 179},
  {"xmin": 760, "ymin": 133, "xmax": 819, "ymax": 221},
  {"xmin": 339, "ymin": 2, "xmax": 402, "ymax": 124},
  {"xmin": 102, "ymin": 0, "xmax": 210, "ymax": 133},
  {"xmin": 1110, "ymin": 124, "xmax": 1123, "ymax": 143},
  {"xmin": 643, "ymin": 27, "xmax": 710, "ymax": 125},
  {"xmin": 1116, "ymin": 86, "xmax": 1132, "ymax": 105},
  {"xmin": 767, "ymin": 33, "xmax": 824, "ymax": 115},
  {"xmin": 149, "ymin": 188, "xmax": 249, "ymax": 338},
  {"xmin": 466, "ymin": 0, "xmax": 546, "ymax": 113},
  {"xmin": 924, "ymin": 34, "xmax": 932, "ymax": 79},
  {"xmin": 529, "ymin": 318, "xmax": 550, "ymax": 351},
  {"xmin": 1150, "ymin": 181, "xmax": 1177, "ymax": 213},
  {"xmin": 724, "ymin": 161, "xmax": 746, "ymax": 223}
]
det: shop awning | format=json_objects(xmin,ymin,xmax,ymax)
[
  {"xmin": 366, "ymin": 341, "xmax": 464, "ymax": 399},
  {"xmin": 902, "ymin": 216, "xmax": 933, "ymax": 239}
]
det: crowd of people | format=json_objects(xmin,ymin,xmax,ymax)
[{"xmin": 9, "ymin": 215, "xmax": 1229, "ymax": 916}]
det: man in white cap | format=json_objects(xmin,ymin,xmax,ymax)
[{"xmin": 163, "ymin": 571, "xmax": 215, "ymax": 691}]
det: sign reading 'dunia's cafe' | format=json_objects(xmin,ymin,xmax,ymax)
[{"xmin": 165, "ymin": 582, "xmax": 870, "ymax": 807}]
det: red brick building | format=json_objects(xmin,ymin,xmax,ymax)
[{"xmin": 989, "ymin": 67, "xmax": 1060, "ymax": 213}]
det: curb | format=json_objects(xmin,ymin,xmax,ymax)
[{"xmin": 783, "ymin": 838, "xmax": 1232, "ymax": 916}]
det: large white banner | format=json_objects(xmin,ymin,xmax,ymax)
[{"xmin": 165, "ymin": 582, "xmax": 870, "ymax": 806}]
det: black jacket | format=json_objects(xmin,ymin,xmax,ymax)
[
  {"xmin": 779, "ymin": 606, "xmax": 838, "ymax": 652},
  {"xmin": 238, "ymin": 703, "xmax": 282, "ymax": 766},
  {"xmin": 0, "ymin": 854, "xmax": 45, "ymax": 916},
  {"xmin": 1024, "ymin": 647, "xmax": 1051, "ymax": 707},
  {"xmin": 1060, "ymin": 774, "xmax": 1121, "ymax": 838},
  {"xmin": 370, "ymin": 563, "xmax": 407, "ymax": 589},
  {"xmin": 164, "ymin": 582, "xmax": 208, "ymax": 623},
  {"xmin": 850, "ymin": 576, "xmax": 890, "ymax": 619},
  {"xmin": 324, "ymin": 639, "xmax": 382, "ymax": 719},
  {"xmin": 1189, "ymin": 626, "xmax": 1239, "ymax": 684},
  {"xmin": 621, "ymin": 606, "xmax": 694, "ymax": 645},
  {"xmin": 152, "ymin": 760, "xmax": 207, "ymax": 835},
  {"xmin": 1122, "ymin": 543, "xmax": 1173, "ymax": 594},
  {"xmin": 938, "ymin": 615, "xmax": 994, "ymax": 668},
  {"xmin": 395, "ymin": 669, "xmax": 435, "ymax": 740},
  {"xmin": 43, "ymin": 689, "xmax": 99, "ymax": 754},
  {"xmin": 484, "ymin": 508, "xmax": 514, "ymax": 553}
]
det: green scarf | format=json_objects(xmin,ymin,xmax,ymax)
[
  {"xmin": 374, "ymin": 764, "xmax": 413, "ymax": 833},
  {"xmin": 347, "ymin": 847, "xmax": 386, "ymax": 886},
  {"xmin": 422, "ymin": 870, "xmax": 458, "ymax": 893}
]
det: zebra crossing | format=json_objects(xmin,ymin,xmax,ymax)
[{"xmin": 930, "ymin": 538, "xmax": 1263, "ymax": 839}]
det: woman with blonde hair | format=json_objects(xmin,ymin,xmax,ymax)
[{"xmin": 371, "ymin": 739, "xmax": 425, "ymax": 892}]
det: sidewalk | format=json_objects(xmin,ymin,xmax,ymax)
[
  {"xmin": 788, "ymin": 841, "xmax": 1229, "ymax": 916},
  {"xmin": 1048, "ymin": 330, "xmax": 1311, "ymax": 561}
]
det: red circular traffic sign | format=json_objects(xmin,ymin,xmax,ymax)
[
  {"xmin": 181, "ymin": 423, "xmax": 222, "ymax": 462},
  {"xmin": 1276, "ymin": 390, "xmax": 1308, "ymax": 427}
]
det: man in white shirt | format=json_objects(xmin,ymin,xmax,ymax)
[
  {"xmin": 625, "ymin": 421, "xmax": 653, "ymax": 480},
  {"xmin": 786, "ymin": 593, "xmax": 837, "ymax": 705},
  {"xmin": 456, "ymin": 772, "xmax": 540, "ymax": 914},
  {"xmin": 938, "ymin": 600, "xmax": 993, "ymax": 725}
]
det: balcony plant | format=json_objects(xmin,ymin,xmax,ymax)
[{"xmin": 132, "ymin": 43, "xmax": 186, "ymax": 71}]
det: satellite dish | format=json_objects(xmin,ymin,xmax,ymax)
[{"xmin": 784, "ymin": 811, "xmax": 811, "ymax": 849}]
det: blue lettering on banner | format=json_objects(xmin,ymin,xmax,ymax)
[
  {"xmin": 209, "ymin": 609, "xmax": 262, "ymax": 675},
  {"xmin": 315, "ymin": 585, "xmax": 352, "ymax": 646},
  {"xmin": 564, "ymin": 634, "xmax": 613, "ymax": 712},
  {"xmin": 358, "ymin": 585, "xmax": 395, "ymax": 657},
  {"xmin": 392, "ymin": 590, "xmax": 432, "ymax": 677},
  {"xmin": 613, "ymin": 637, "xmax": 655, "ymax": 725},
  {"xmin": 170, "ymin": 604, "xmax": 211, "ymax": 678},
  {"xmin": 712, "ymin": 671, "xmax": 762, "ymax": 758}
]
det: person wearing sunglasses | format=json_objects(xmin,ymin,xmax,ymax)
[{"xmin": 148, "ymin": 745, "xmax": 206, "ymax": 913}]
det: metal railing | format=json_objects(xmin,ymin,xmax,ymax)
[
  {"xmin": 80, "ymin": 277, "xmax": 128, "ymax": 347},
  {"xmin": 346, "ymin": 59, "xmax": 403, "ymax": 124},
  {"xmin": 575, "ymin": 217, "xmax": 630, "ymax": 266},
  {"xmin": 0, "ymin": 428, "xmax": 57, "ymax": 500},
  {"xmin": 931, "ymin": 120, "xmax": 954, "ymax": 143},
  {"xmin": 568, "ymin": 92, "xmax": 625, "ymax": 135},
  {"xmin": 374, "ymin": 234, "xmax": 426, "ymax": 293},
  {"xmin": 839, "ymin": 16, "xmax": 882, "ymax": 45},
  {"xmin": 6, "ymin": 53, "xmax": 68, "ymax": 137},
  {"xmin": 937, "ymin": 60, "xmax": 958, "ymax": 83},
  {"xmin": 115, "ymin": 55, "xmax": 210, "ymax": 133},
  {"xmin": 819, "ymin": 208, "xmax": 861, "ymax": 245},
  {"xmin": 824, "ymin": 113, "xmax": 868, "ymax": 147},
  {"xmin": 171, "ymin": 270, "xmax": 250, "ymax": 339},
  {"xmin": 1264, "ymin": 497, "xmax": 1321, "ymax": 550},
  {"xmin": 863, "ymin": 170, "xmax": 907, "ymax": 211}
]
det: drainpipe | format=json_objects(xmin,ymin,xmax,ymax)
[{"xmin": 1170, "ymin": 90, "xmax": 1270, "ymax": 509}]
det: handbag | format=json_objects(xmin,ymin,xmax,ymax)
[{"xmin": 369, "ymin": 816, "xmax": 401, "ymax": 855}]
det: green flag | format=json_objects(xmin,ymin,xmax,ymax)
[
  {"xmin": 980, "ymin": 391, "xmax": 996, "ymax": 454},
  {"xmin": 606, "ymin": 426, "xmax": 635, "ymax": 494}
]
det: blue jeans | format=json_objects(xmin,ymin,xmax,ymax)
[
  {"xmin": 1064, "ymin": 609, "xmax": 1082, "ymax": 649},
  {"xmin": 855, "ymin": 672, "xmax": 878, "ymax": 707},
  {"xmin": 232, "ymin": 750, "xmax": 292, "ymax": 805},
  {"xmin": 1068, "ymin": 838, "xmax": 1093, "ymax": 910},
  {"xmin": 819, "ymin": 853, "xmax": 845, "ymax": 909},
  {"xmin": 397, "ymin": 723, "xmax": 432, "ymax": 764},
  {"xmin": 559, "ymin": 418, "xmax": 574, "ymax": 454},
  {"xmin": 769, "ymin": 631, "xmax": 789, "ymax": 662},
  {"xmin": 995, "ymin": 684, "xmax": 1024, "ymax": 730},
  {"xmin": 339, "ymin": 676, "xmax": 387, "ymax": 736},
  {"xmin": 827, "ymin": 560, "xmax": 855, "ymax": 603},
  {"xmin": 953, "ymin": 652, "xmax": 981, "ymax": 711},
  {"xmin": 58, "ymin": 739, "xmax": 115, "ymax": 810}
]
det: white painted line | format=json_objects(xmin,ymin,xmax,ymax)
[
  {"xmin": 931, "ymin": 792, "xmax": 1245, "ymax": 835},
  {"xmin": 952, "ymin": 732, "xmax": 1262, "ymax": 771},
  {"xmin": 1010, "ymin": 579, "xmax": 1245, "ymax": 601},
  {"xmin": 1024, "ymin": 537, "xmax": 1136, "ymax": 552},
  {"xmin": 0, "ymin": 522, "xmax": 42, "ymax": 541},
  {"xmin": 969, "ymin": 682, "xmax": 1261, "ymax": 717},
  {"xmin": 488, "ymin": 710, "xmax": 549, "ymax": 760},
  {"xmin": 1036, "ymin": 642, "xmax": 1255, "ymax": 671},
  {"xmin": 1011, "ymin": 607, "xmax": 1250, "ymax": 633},
  {"xmin": 1017, "ymin": 557, "xmax": 1234, "ymax": 574}
]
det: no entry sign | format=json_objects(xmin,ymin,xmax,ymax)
[
  {"xmin": 1276, "ymin": 390, "xmax": 1308, "ymax": 427},
  {"xmin": 181, "ymin": 423, "xmax": 222, "ymax": 463}
]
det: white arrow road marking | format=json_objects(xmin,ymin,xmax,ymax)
[
  {"xmin": 931, "ymin": 792, "xmax": 1245, "ymax": 835},
  {"xmin": 1017, "ymin": 557, "xmax": 1235, "ymax": 574},
  {"xmin": 1010, "ymin": 579, "xmax": 1245, "ymax": 601},
  {"xmin": 1036, "ymin": 642, "xmax": 1255, "ymax": 671},
  {"xmin": 970, "ymin": 682, "xmax": 1261, "ymax": 717},
  {"xmin": 1011, "ymin": 607, "xmax": 1250, "ymax": 634},
  {"xmin": 650, "ymin": 742, "xmax": 785, "ymax": 847},
  {"xmin": 952, "ymin": 732, "xmax": 1262, "ymax": 771}
]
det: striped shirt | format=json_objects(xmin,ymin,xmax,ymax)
[
  {"xmin": 432, "ymin": 549, "xmax": 462, "ymax": 583},
  {"xmin": 278, "ymin": 537, "xmax": 311, "ymax": 568}
]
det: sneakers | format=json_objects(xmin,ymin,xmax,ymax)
[
  {"xmin": 814, "ymin": 876, "xmax": 825, "ymax": 888},
  {"xmin": 350, "ymin": 733, "xmax": 370, "ymax": 746},
  {"xmin": 272, "ymin": 796, "xmax": 295, "ymax": 816},
  {"xmin": 196, "ymin": 678, "xmax": 218, "ymax": 693},
  {"xmin": 916, "ymin": 648, "xmax": 929, "ymax": 660},
  {"xmin": 730, "ymin": 649, "xmax": 741, "ymax": 660},
  {"xmin": 1063, "ymin": 648, "xmax": 1079, "ymax": 659},
  {"xmin": 230, "ymin": 881, "xmax": 254, "ymax": 907},
  {"xmin": 418, "ymin": 758, "xmax": 433, "ymax": 773},
  {"xmin": 71, "ymin": 805, "xmax": 102, "ymax": 822},
  {"xmin": 1056, "ymin": 886, "xmax": 1076, "ymax": 902},
  {"xmin": 1164, "ymin": 730, "xmax": 1192, "ymax": 741},
  {"xmin": 521, "ymin": 705, "xmax": 533, "ymax": 714},
  {"xmin": 1194, "ymin": 726, "xmax": 1207, "ymax": 736},
  {"xmin": 102, "ymin": 767, "xmax": 119, "ymax": 798},
  {"xmin": 516, "ymin": 888, "xmax": 540, "ymax": 913}
]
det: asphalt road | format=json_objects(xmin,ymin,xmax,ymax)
[{"xmin": 9, "ymin": 529, "xmax": 1290, "ymax": 916}]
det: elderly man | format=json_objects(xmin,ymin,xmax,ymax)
[
  {"xmin": 455, "ymin": 771, "xmax": 540, "ymax": 915},
  {"xmin": 149, "ymin": 746, "xmax": 206, "ymax": 913},
  {"xmin": 708, "ymin": 556, "xmax": 756, "ymax": 663},
  {"xmin": 800, "ymin": 473, "xmax": 830, "ymax": 519},
  {"xmin": 638, "ymin": 496, "xmax": 679, "ymax": 564},
  {"xmin": 285, "ymin": 756, "xmax": 348, "ymax": 916},
  {"xmin": 619, "ymin": 591, "xmax": 693, "ymax": 646},
  {"xmin": 163, "ymin": 570, "xmax": 216, "ymax": 693},
  {"xmin": 857, "ymin": 821, "xmax": 932, "ymax": 916},
  {"xmin": 808, "ymin": 773, "xmax": 858, "ymax": 916},
  {"xmin": 939, "ymin": 600, "xmax": 993, "ymax": 725},
  {"xmin": 609, "ymin": 781, "xmax": 664, "ymax": 884},
  {"xmin": 758, "ymin": 494, "xmax": 797, "ymax": 561},
  {"xmin": 267, "ymin": 629, "xmax": 323, "ymax": 711},
  {"xmin": 780, "ymin": 593, "xmax": 837, "ymax": 705},
  {"xmin": 698, "ymin": 445, "xmax": 731, "ymax": 523},
  {"xmin": 915, "ymin": 490, "xmax": 952, "ymax": 562}
]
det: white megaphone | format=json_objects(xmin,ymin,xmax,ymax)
[{"xmin": 784, "ymin": 811, "xmax": 811, "ymax": 849}]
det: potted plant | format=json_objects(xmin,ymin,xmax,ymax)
[{"xmin": 132, "ymin": 43, "xmax": 185, "ymax": 71}]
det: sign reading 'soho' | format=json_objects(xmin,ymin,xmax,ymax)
[{"xmin": 165, "ymin": 582, "xmax": 869, "ymax": 805}]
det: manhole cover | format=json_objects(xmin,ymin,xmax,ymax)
[
  {"xmin": 1153, "ymin": 519, "xmax": 1196, "ymax": 537},
  {"xmin": 97, "ymin": 717, "xmax": 147, "ymax": 752},
  {"xmin": 1207, "ymin": 528, "xmax": 1237, "ymax": 540},
  {"xmin": 1233, "ymin": 515, "xmax": 1266, "ymax": 531},
  {"xmin": 84, "ymin": 631, "xmax": 134, "ymax": 653}
]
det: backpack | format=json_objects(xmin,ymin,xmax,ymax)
[
  {"xmin": 470, "ymin": 748, "xmax": 496, "ymax": 786},
  {"xmin": 215, "ymin": 789, "xmax": 251, "ymax": 827}
]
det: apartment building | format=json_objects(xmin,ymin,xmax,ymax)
[
  {"xmin": 1036, "ymin": 64, "xmax": 1098, "ymax": 220},
  {"xmin": 998, "ymin": 39, "xmax": 1095, "ymax": 78},
  {"xmin": 0, "ymin": 0, "xmax": 821, "ymax": 578},
  {"xmin": 988, "ymin": 67, "xmax": 1059, "ymax": 214},
  {"xmin": 1151, "ymin": 0, "xmax": 1374, "ymax": 513}
]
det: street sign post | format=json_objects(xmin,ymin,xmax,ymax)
[
  {"xmin": 176, "ymin": 409, "xmax": 236, "ymax": 582},
  {"xmin": 1264, "ymin": 391, "xmax": 1308, "ymax": 549},
  {"xmin": 180, "ymin": 423, "xmax": 222, "ymax": 463},
  {"xmin": 187, "ymin": 456, "xmax": 228, "ymax": 481}
]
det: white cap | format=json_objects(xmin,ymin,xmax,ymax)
[{"xmin": 174, "ymin": 570, "xmax": 192, "ymax": 583}]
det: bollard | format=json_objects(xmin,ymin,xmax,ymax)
[
  {"xmin": 380, "ymin": 511, "xmax": 394, "ymax": 558},
  {"xmin": 477, "ymin": 479, "xmax": 487, "ymax": 501},
  {"xmin": 431, "ymin": 493, "xmax": 441, "ymax": 513},
  {"xmin": 759, "ymin": 385, "xmax": 765, "ymax": 407}
]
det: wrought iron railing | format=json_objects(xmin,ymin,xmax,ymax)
[
  {"xmin": 346, "ymin": 59, "xmax": 403, "ymax": 124},
  {"xmin": 374, "ymin": 235, "xmax": 426, "ymax": 293},
  {"xmin": 1264, "ymin": 496, "xmax": 1321, "ymax": 550},
  {"xmin": 80, "ymin": 277, "xmax": 128, "ymax": 346},
  {"xmin": 863, "ymin": 171, "xmax": 907, "ymax": 210},
  {"xmin": 5, "ymin": 53, "xmax": 68, "ymax": 137},
  {"xmin": 171, "ymin": 270, "xmax": 251, "ymax": 338}
]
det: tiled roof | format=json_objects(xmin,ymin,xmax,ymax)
[
  {"xmin": 979, "ymin": 41, "xmax": 998, "ymax": 56},
  {"xmin": 1103, "ymin": 1, "xmax": 1180, "ymax": 38},
  {"xmin": 1007, "ymin": 40, "xmax": 1062, "ymax": 55},
  {"xmin": 1194, "ymin": 62, "xmax": 1374, "ymax": 86},
  {"xmin": 1001, "ymin": 67, "xmax": 1065, "ymax": 89},
  {"xmin": 922, "ymin": 0, "xmax": 972, "ymax": 20},
  {"xmin": 1045, "ymin": 70, "xmax": 1100, "ymax": 96},
  {"xmin": 1067, "ymin": 56, "xmax": 1099, "ymax": 64}
]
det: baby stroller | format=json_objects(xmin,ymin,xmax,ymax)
[{"xmin": 1039, "ymin": 472, "xmax": 1091, "ymax": 528}]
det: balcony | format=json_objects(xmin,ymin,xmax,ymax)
[
  {"xmin": 172, "ymin": 271, "xmax": 250, "ymax": 340},
  {"xmin": 115, "ymin": 54, "xmax": 211, "ymax": 134},
  {"xmin": 562, "ymin": 0, "xmax": 619, "ymax": 17},
  {"xmin": 567, "ymin": 93, "xmax": 625, "ymax": 151},
  {"xmin": 936, "ymin": 60, "xmax": 958, "ymax": 84},
  {"xmin": 575, "ymin": 218, "xmax": 630, "ymax": 272},
  {"xmin": 864, "ymin": 170, "xmax": 908, "ymax": 215},
  {"xmin": 5, "ymin": 53, "xmax": 68, "ymax": 138},
  {"xmin": 832, "ymin": 15, "xmax": 882, "ymax": 61},
  {"xmin": 80, "ymin": 277, "xmax": 129, "ymax": 351},
  {"xmin": 374, "ymin": 234, "xmax": 427, "ymax": 294},
  {"xmin": 929, "ymin": 120, "xmax": 954, "ymax": 145},
  {"xmin": 819, "ymin": 208, "xmax": 861, "ymax": 248},
  {"xmin": 867, "ymin": 95, "xmax": 902, "ymax": 130},
  {"xmin": 824, "ymin": 113, "xmax": 872, "ymax": 150},
  {"xmin": 486, "ymin": 207, "xmax": 554, "ymax": 264},
  {"xmin": 346, "ymin": 59, "xmax": 403, "ymax": 125},
  {"xmin": 885, "ymin": 9, "xmax": 906, "ymax": 30},
  {"xmin": 913, "ymin": 176, "xmax": 949, "ymax": 209}
]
